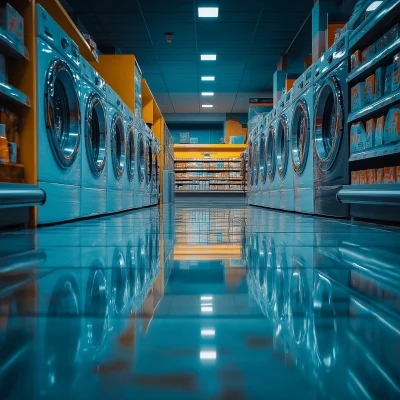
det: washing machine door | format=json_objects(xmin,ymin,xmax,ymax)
[
  {"xmin": 85, "ymin": 93, "xmax": 107, "ymax": 177},
  {"xmin": 291, "ymin": 99, "xmax": 310, "ymax": 175},
  {"xmin": 45, "ymin": 59, "xmax": 81, "ymax": 169},
  {"xmin": 110, "ymin": 113, "xmax": 126, "ymax": 180},
  {"xmin": 276, "ymin": 114, "xmax": 289, "ymax": 178},
  {"xmin": 137, "ymin": 132, "xmax": 146, "ymax": 184},
  {"xmin": 266, "ymin": 125, "xmax": 276, "ymax": 182},
  {"xmin": 126, "ymin": 123, "xmax": 135, "ymax": 182},
  {"xmin": 259, "ymin": 132, "xmax": 267, "ymax": 184},
  {"xmin": 314, "ymin": 75, "xmax": 344, "ymax": 171}
]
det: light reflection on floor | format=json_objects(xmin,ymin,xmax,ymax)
[{"xmin": 0, "ymin": 204, "xmax": 400, "ymax": 399}]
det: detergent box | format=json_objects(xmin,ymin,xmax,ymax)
[
  {"xmin": 384, "ymin": 167, "xmax": 396, "ymax": 184},
  {"xmin": 351, "ymin": 171, "xmax": 360, "ymax": 185},
  {"xmin": 384, "ymin": 107, "xmax": 400, "ymax": 143},
  {"xmin": 367, "ymin": 169, "xmax": 377, "ymax": 184},
  {"xmin": 350, "ymin": 122, "xmax": 367, "ymax": 153},
  {"xmin": 351, "ymin": 82, "xmax": 365, "ymax": 111},
  {"xmin": 364, "ymin": 74, "xmax": 375, "ymax": 104},
  {"xmin": 377, "ymin": 168, "xmax": 384, "ymax": 183},
  {"xmin": 375, "ymin": 67, "xmax": 385, "ymax": 100},
  {"xmin": 0, "ymin": 3, "xmax": 24, "ymax": 44},
  {"xmin": 375, "ymin": 116, "xmax": 385, "ymax": 147},
  {"xmin": 361, "ymin": 47, "xmax": 370, "ymax": 64},
  {"xmin": 351, "ymin": 50, "xmax": 362, "ymax": 71},
  {"xmin": 384, "ymin": 64, "xmax": 394, "ymax": 95},
  {"xmin": 396, "ymin": 166, "xmax": 400, "ymax": 183},
  {"xmin": 393, "ymin": 53, "xmax": 400, "ymax": 91},
  {"xmin": 365, "ymin": 118, "xmax": 376, "ymax": 149},
  {"xmin": 360, "ymin": 170, "xmax": 368, "ymax": 184}
]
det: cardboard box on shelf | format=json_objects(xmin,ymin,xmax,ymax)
[
  {"xmin": 365, "ymin": 118, "xmax": 376, "ymax": 149},
  {"xmin": 384, "ymin": 64, "xmax": 394, "ymax": 95},
  {"xmin": 384, "ymin": 107, "xmax": 400, "ymax": 143},
  {"xmin": 375, "ymin": 116, "xmax": 385, "ymax": 146},
  {"xmin": 384, "ymin": 167, "xmax": 396, "ymax": 184},
  {"xmin": 367, "ymin": 169, "xmax": 377, "ymax": 184},
  {"xmin": 377, "ymin": 168, "xmax": 384, "ymax": 183},
  {"xmin": 392, "ymin": 53, "xmax": 400, "ymax": 91},
  {"xmin": 361, "ymin": 47, "xmax": 370, "ymax": 64},
  {"xmin": 360, "ymin": 170, "xmax": 368, "ymax": 184},
  {"xmin": 0, "ymin": 3, "xmax": 24, "ymax": 44},
  {"xmin": 375, "ymin": 66, "xmax": 385, "ymax": 100},
  {"xmin": 351, "ymin": 82, "xmax": 365, "ymax": 111},
  {"xmin": 364, "ymin": 74, "xmax": 375, "ymax": 105},
  {"xmin": 350, "ymin": 122, "xmax": 367, "ymax": 153},
  {"xmin": 351, "ymin": 171, "xmax": 360, "ymax": 185},
  {"xmin": 351, "ymin": 50, "xmax": 362, "ymax": 71}
]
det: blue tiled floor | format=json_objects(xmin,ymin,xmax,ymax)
[{"xmin": 1, "ymin": 204, "xmax": 400, "ymax": 399}]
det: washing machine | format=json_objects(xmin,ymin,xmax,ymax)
[
  {"xmin": 133, "ymin": 119, "xmax": 144, "ymax": 209},
  {"xmin": 275, "ymin": 89, "xmax": 294, "ymax": 211},
  {"xmin": 123, "ymin": 106, "xmax": 136, "ymax": 211},
  {"xmin": 291, "ymin": 64, "xmax": 315, "ymax": 214},
  {"xmin": 313, "ymin": 32, "xmax": 350, "ymax": 218},
  {"xmin": 261, "ymin": 110, "xmax": 273, "ymax": 208},
  {"xmin": 105, "ymin": 85, "xmax": 126, "ymax": 214},
  {"xmin": 150, "ymin": 135, "xmax": 161, "ymax": 206},
  {"xmin": 267, "ymin": 103, "xmax": 280, "ymax": 210},
  {"xmin": 259, "ymin": 113, "xmax": 268, "ymax": 208},
  {"xmin": 246, "ymin": 135, "xmax": 255, "ymax": 205},
  {"xmin": 143, "ymin": 124, "xmax": 153, "ymax": 207},
  {"xmin": 80, "ymin": 57, "xmax": 107, "ymax": 219},
  {"xmin": 36, "ymin": 5, "xmax": 82, "ymax": 225}
]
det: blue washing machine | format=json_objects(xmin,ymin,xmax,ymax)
[
  {"xmin": 80, "ymin": 56, "xmax": 108, "ymax": 218},
  {"xmin": 259, "ymin": 113, "xmax": 268, "ymax": 208},
  {"xmin": 134, "ymin": 120, "xmax": 147, "ymax": 208},
  {"xmin": 143, "ymin": 123, "xmax": 153, "ymax": 207},
  {"xmin": 291, "ymin": 64, "xmax": 316, "ymax": 214},
  {"xmin": 122, "ymin": 106, "xmax": 136, "ymax": 211},
  {"xmin": 105, "ymin": 85, "xmax": 126, "ymax": 214},
  {"xmin": 262, "ymin": 109, "xmax": 276, "ymax": 208},
  {"xmin": 254, "ymin": 117, "xmax": 265, "ymax": 207},
  {"xmin": 36, "ymin": 5, "xmax": 81, "ymax": 224},
  {"xmin": 248, "ymin": 125, "xmax": 260, "ymax": 206},
  {"xmin": 313, "ymin": 32, "xmax": 350, "ymax": 218},
  {"xmin": 150, "ymin": 136, "xmax": 161, "ymax": 206}
]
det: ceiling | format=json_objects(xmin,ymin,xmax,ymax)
[{"xmin": 65, "ymin": 0, "xmax": 314, "ymax": 114}]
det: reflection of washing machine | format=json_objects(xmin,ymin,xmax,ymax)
[
  {"xmin": 150, "ymin": 135, "xmax": 161, "ymax": 206},
  {"xmin": 275, "ymin": 89, "xmax": 294, "ymax": 211},
  {"xmin": 313, "ymin": 32, "xmax": 350, "ymax": 217},
  {"xmin": 80, "ymin": 57, "xmax": 107, "ymax": 219},
  {"xmin": 105, "ymin": 85, "xmax": 126, "ymax": 214},
  {"xmin": 144, "ymin": 124, "xmax": 153, "ymax": 207},
  {"xmin": 123, "ymin": 106, "xmax": 136, "ymax": 211},
  {"xmin": 259, "ymin": 114, "xmax": 268, "ymax": 208},
  {"xmin": 36, "ymin": 5, "xmax": 81, "ymax": 224},
  {"xmin": 267, "ymin": 106, "xmax": 279, "ymax": 209},
  {"xmin": 291, "ymin": 64, "xmax": 315, "ymax": 214},
  {"xmin": 247, "ymin": 137, "xmax": 255, "ymax": 205}
]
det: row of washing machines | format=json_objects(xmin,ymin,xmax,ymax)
[
  {"xmin": 36, "ymin": 5, "xmax": 160, "ymax": 225},
  {"xmin": 248, "ymin": 31, "xmax": 351, "ymax": 218}
]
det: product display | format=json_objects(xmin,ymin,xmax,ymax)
[
  {"xmin": 0, "ymin": 123, "xmax": 9, "ymax": 163},
  {"xmin": 384, "ymin": 106, "xmax": 400, "ymax": 144},
  {"xmin": 365, "ymin": 118, "xmax": 376, "ymax": 148},
  {"xmin": 351, "ymin": 82, "xmax": 365, "ymax": 111},
  {"xmin": 0, "ymin": 3, "xmax": 24, "ymax": 44},
  {"xmin": 375, "ymin": 66, "xmax": 385, "ymax": 99},
  {"xmin": 364, "ymin": 74, "xmax": 375, "ymax": 104}
]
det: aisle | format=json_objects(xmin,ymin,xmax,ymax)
[{"xmin": 0, "ymin": 204, "xmax": 400, "ymax": 399}]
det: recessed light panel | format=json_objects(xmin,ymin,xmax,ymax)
[
  {"xmin": 201, "ymin": 54, "xmax": 217, "ymax": 61},
  {"xmin": 201, "ymin": 92, "xmax": 214, "ymax": 96},
  {"xmin": 198, "ymin": 7, "xmax": 219, "ymax": 17},
  {"xmin": 202, "ymin": 105, "xmax": 213, "ymax": 108},
  {"xmin": 201, "ymin": 76, "xmax": 215, "ymax": 81}
]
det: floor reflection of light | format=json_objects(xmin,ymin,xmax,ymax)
[
  {"xmin": 200, "ymin": 350, "xmax": 217, "ymax": 360},
  {"xmin": 201, "ymin": 306, "xmax": 213, "ymax": 312},
  {"xmin": 201, "ymin": 303, "xmax": 213, "ymax": 306},
  {"xmin": 201, "ymin": 329, "xmax": 215, "ymax": 337},
  {"xmin": 201, "ymin": 296, "xmax": 213, "ymax": 300}
]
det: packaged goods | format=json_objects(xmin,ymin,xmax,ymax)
[
  {"xmin": 384, "ymin": 64, "xmax": 394, "ymax": 95},
  {"xmin": 364, "ymin": 74, "xmax": 375, "ymax": 104},
  {"xmin": 384, "ymin": 107, "xmax": 400, "ymax": 143},
  {"xmin": 351, "ymin": 82, "xmax": 365, "ymax": 111},
  {"xmin": 351, "ymin": 171, "xmax": 360, "ymax": 185},
  {"xmin": 0, "ymin": 124, "xmax": 9, "ymax": 163},
  {"xmin": 367, "ymin": 169, "xmax": 377, "ymax": 184},
  {"xmin": 384, "ymin": 166, "xmax": 396, "ymax": 184},
  {"xmin": 350, "ymin": 122, "xmax": 367, "ymax": 153},
  {"xmin": 375, "ymin": 67, "xmax": 385, "ymax": 100},
  {"xmin": 361, "ymin": 47, "xmax": 370, "ymax": 64},
  {"xmin": 0, "ymin": 3, "xmax": 24, "ymax": 44},
  {"xmin": 365, "ymin": 119, "xmax": 376, "ymax": 149},
  {"xmin": 8, "ymin": 142, "xmax": 16, "ymax": 163},
  {"xmin": 377, "ymin": 168, "xmax": 384, "ymax": 183},
  {"xmin": 397, "ymin": 166, "xmax": 400, "ymax": 183},
  {"xmin": 392, "ymin": 53, "xmax": 400, "ymax": 91},
  {"xmin": 360, "ymin": 170, "xmax": 368, "ymax": 184},
  {"xmin": 375, "ymin": 116, "xmax": 385, "ymax": 146},
  {"xmin": 351, "ymin": 50, "xmax": 362, "ymax": 71}
]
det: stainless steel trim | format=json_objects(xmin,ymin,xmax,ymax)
[
  {"xmin": 291, "ymin": 98, "xmax": 310, "ymax": 175},
  {"xmin": 266, "ymin": 124, "xmax": 276, "ymax": 182},
  {"xmin": 126, "ymin": 124, "xmax": 135, "ymax": 182},
  {"xmin": 85, "ymin": 92, "xmax": 107, "ymax": 177},
  {"xmin": 314, "ymin": 75, "xmax": 344, "ymax": 171},
  {"xmin": 276, "ymin": 114, "xmax": 289, "ymax": 178},
  {"xmin": 110, "ymin": 113, "xmax": 126, "ymax": 180},
  {"xmin": 0, "ymin": 184, "xmax": 46, "ymax": 208},
  {"xmin": 337, "ymin": 186, "xmax": 400, "ymax": 206},
  {"xmin": 45, "ymin": 59, "xmax": 81, "ymax": 169}
]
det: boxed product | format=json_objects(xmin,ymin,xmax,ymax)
[
  {"xmin": 351, "ymin": 50, "xmax": 362, "ymax": 71},
  {"xmin": 367, "ymin": 169, "xmax": 377, "ymax": 184},
  {"xmin": 364, "ymin": 74, "xmax": 375, "ymax": 104},
  {"xmin": 377, "ymin": 35, "xmax": 386, "ymax": 51},
  {"xmin": 360, "ymin": 170, "xmax": 368, "ymax": 184},
  {"xmin": 392, "ymin": 53, "xmax": 400, "ymax": 91},
  {"xmin": 0, "ymin": 3, "xmax": 24, "ymax": 44},
  {"xmin": 375, "ymin": 67, "xmax": 385, "ymax": 99},
  {"xmin": 397, "ymin": 166, "xmax": 400, "ymax": 183},
  {"xmin": 350, "ymin": 122, "xmax": 367, "ymax": 153},
  {"xmin": 365, "ymin": 119, "xmax": 376, "ymax": 148},
  {"xmin": 375, "ymin": 116, "xmax": 385, "ymax": 146},
  {"xmin": 377, "ymin": 168, "xmax": 384, "ymax": 183},
  {"xmin": 384, "ymin": 106, "xmax": 400, "ymax": 143},
  {"xmin": 351, "ymin": 82, "xmax": 365, "ymax": 111},
  {"xmin": 351, "ymin": 171, "xmax": 360, "ymax": 185},
  {"xmin": 384, "ymin": 166, "xmax": 396, "ymax": 184},
  {"xmin": 361, "ymin": 47, "xmax": 370, "ymax": 64},
  {"xmin": 387, "ymin": 24, "xmax": 400, "ymax": 46},
  {"xmin": 384, "ymin": 64, "xmax": 394, "ymax": 95}
]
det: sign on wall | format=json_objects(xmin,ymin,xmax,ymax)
[{"xmin": 179, "ymin": 132, "xmax": 190, "ymax": 144}]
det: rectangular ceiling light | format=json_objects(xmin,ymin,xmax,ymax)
[
  {"xmin": 201, "ymin": 92, "xmax": 214, "ymax": 96},
  {"xmin": 201, "ymin": 54, "xmax": 217, "ymax": 61},
  {"xmin": 201, "ymin": 306, "xmax": 213, "ymax": 312},
  {"xmin": 202, "ymin": 104, "xmax": 213, "ymax": 108},
  {"xmin": 201, "ymin": 329, "xmax": 215, "ymax": 337},
  {"xmin": 200, "ymin": 351, "xmax": 217, "ymax": 360},
  {"xmin": 198, "ymin": 7, "xmax": 219, "ymax": 17},
  {"xmin": 201, "ymin": 76, "xmax": 215, "ymax": 81},
  {"xmin": 366, "ymin": 1, "xmax": 382, "ymax": 11}
]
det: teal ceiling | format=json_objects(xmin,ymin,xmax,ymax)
[{"xmin": 64, "ymin": 0, "xmax": 314, "ymax": 113}]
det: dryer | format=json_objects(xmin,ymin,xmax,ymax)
[
  {"xmin": 80, "ymin": 57, "xmax": 107, "ymax": 219},
  {"xmin": 275, "ymin": 89, "xmax": 294, "ymax": 211},
  {"xmin": 313, "ymin": 32, "xmax": 350, "ymax": 218},
  {"xmin": 291, "ymin": 64, "xmax": 315, "ymax": 214},
  {"xmin": 123, "ymin": 106, "xmax": 136, "ymax": 211},
  {"xmin": 36, "ymin": 5, "xmax": 82, "ymax": 224},
  {"xmin": 105, "ymin": 85, "xmax": 126, "ymax": 214}
]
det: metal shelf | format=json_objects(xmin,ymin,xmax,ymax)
[
  {"xmin": 175, "ymin": 178, "xmax": 243, "ymax": 181},
  {"xmin": 0, "ymin": 29, "xmax": 29, "ymax": 60},
  {"xmin": 175, "ymin": 168, "xmax": 241, "ymax": 172},
  {"xmin": 175, "ymin": 158, "xmax": 241, "ymax": 163},
  {"xmin": 347, "ymin": 36, "xmax": 400, "ymax": 84},
  {"xmin": 347, "ymin": 89, "xmax": 400, "ymax": 123},
  {"xmin": 337, "ymin": 184, "xmax": 400, "ymax": 206},
  {"xmin": 349, "ymin": 142, "xmax": 400, "ymax": 162},
  {"xmin": 0, "ymin": 82, "xmax": 30, "ymax": 107},
  {"xmin": 176, "ymin": 190, "xmax": 245, "ymax": 194}
]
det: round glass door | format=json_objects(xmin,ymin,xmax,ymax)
[
  {"xmin": 45, "ymin": 60, "xmax": 81, "ymax": 169},
  {"xmin": 111, "ymin": 113, "xmax": 126, "ymax": 180},
  {"xmin": 126, "ymin": 125, "xmax": 135, "ymax": 182},
  {"xmin": 266, "ymin": 125, "xmax": 276, "ymax": 182},
  {"xmin": 291, "ymin": 99, "xmax": 310, "ymax": 175},
  {"xmin": 85, "ymin": 93, "xmax": 107, "ymax": 177},
  {"xmin": 314, "ymin": 76, "xmax": 344, "ymax": 171},
  {"xmin": 138, "ymin": 133, "xmax": 146, "ymax": 184},
  {"xmin": 259, "ymin": 134, "xmax": 267, "ymax": 185},
  {"xmin": 276, "ymin": 115, "xmax": 289, "ymax": 178}
]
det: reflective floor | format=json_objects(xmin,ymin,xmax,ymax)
[{"xmin": 1, "ymin": 204, "xmax": 400, "ymax": 399}]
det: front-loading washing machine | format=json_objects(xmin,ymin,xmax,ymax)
[
  {"xmin": 259, "ymin": 113, "xmax": 268, "ymax": 209},
  {"xmin": 134, "ymin": 119, "xmax": 147, "ymax": 209},
  {"xmin": 291, "ymin": 64, "xmax": 315, "ymax": 214},
  {"xmin": 105, "ymin": 85, "xmax": 126, "ymax": 214},
  {"xmin": 143, "ymin": 124, "xmax": 153, "ymax": 207},
  {"xmin": 150, "ymin": 135, "xmax": 161, "ymax": 206},
  {"xmin": 247, "ymin": 134, "xmax": 256, "ymax": 206},
  {"xmin": 36, "ymin": 5, "xmax": 82, "ymax": 225},
  {"xmin": 262, "ymin": 109, "xmax": 275, "ymax": 208},
  {"xmin": 275, "ymin": 89, "xmax": 294, "ymax": 211},
  {"xmin": 80, "ymin": 56, "xmax": 107, "ymax": 219},
  {"xmin": 123, "ymin": 105, "xmax": 136, "ymax": 211},
  {"xmin": 268, "ymin": 102, "xmax": 280, "ymax": 210},
  {"xmin": 313, "ymin": 32, "xmax": 350, "ymax": 218}
]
